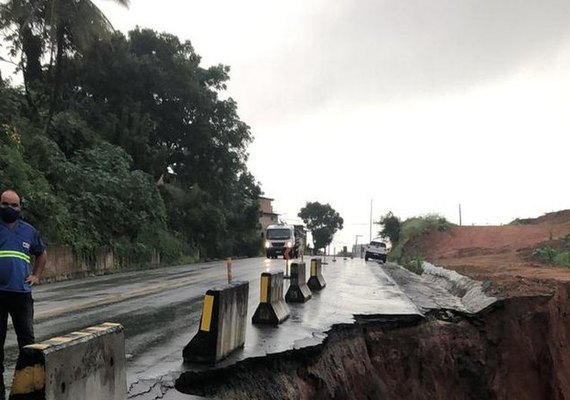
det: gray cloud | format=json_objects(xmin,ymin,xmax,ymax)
[{"xmin": 239, "ymin": 0, "xmax": 570, "ymax": 124}]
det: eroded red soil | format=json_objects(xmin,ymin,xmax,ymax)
[{"xmin": 405, "ymin": 209, "xmax": 570, "ymax": 297}]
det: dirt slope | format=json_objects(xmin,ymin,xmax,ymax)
[{"xmin": 405, "ymin": 209, "xmax": 570, "ymax": 297}]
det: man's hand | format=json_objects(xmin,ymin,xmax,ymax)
[
  {"xmin": 29, "ymin": 251, "xmax": 47, "ymax": 287},
  {"xmin": 26, "ymin": 274, "xmax": 40, "ymax": 286}
]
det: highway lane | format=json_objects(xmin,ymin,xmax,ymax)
[{"xmin": 2, "ymin": 256, "xmax": 421, "ymax": 395}]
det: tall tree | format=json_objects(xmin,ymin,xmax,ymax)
[
  {"xmin": 0, "ymin": 0, "xmax": 129, "ymax": 120},
  {"xmin": 377, "ymin": 211, "xmax": 401, "ymax": 245},
  {"xmin": 298, "ymin": 202, "xmax": 343, "ymax": 253},
  {"xmin": 71, "ymin": 29, "xmax": 253, "ymax": 197}
]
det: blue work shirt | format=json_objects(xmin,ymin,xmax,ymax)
[{"xmin": 0, "ymin": 219, "xmax": 46, "ymax": 293}]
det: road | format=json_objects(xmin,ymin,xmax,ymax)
[{"xmin": 2, "ymin": 256, "xmax": 421, "ymax": 397}]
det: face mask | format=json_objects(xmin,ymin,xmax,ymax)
[{"xmin": 0, "ymin": 207, "xmax": 20, "ymax": 223}]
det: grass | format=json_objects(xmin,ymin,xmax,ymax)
[
  {"xmin": 403, "ymin": 257, "xmax": 424, "ymax": 275},
  {"xmin": 388, "ymin": 213, "xmax": 452, "ymax": 270},
  {"xmin": 388, "ymin": 214, "xmax": 452, "ymax": 265},
  {"xmin": 533, "ymin": 236, "xmax": 570, "ymax": 267}
]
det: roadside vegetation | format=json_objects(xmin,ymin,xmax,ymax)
[
  {"xmin": 376, "ymin": 212, "xmax": 452, "ymax": 274},
  {"xmin": 298, "ymin": 202, "xmax": 344, "ymax": 254},
  {"xmin": 533, "ymin": 235, "xmax": 570, "ymax": 267},
  {"xmin": 0, "ymin": 1, "xmax": 262, "ymax": 266}
]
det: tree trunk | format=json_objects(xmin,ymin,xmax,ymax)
[
  {"xmin": 21, "ymin": 26, "xmax": 43, "ymax": 85},
  {"xmin": 44, "ymin": 24, "xmax": 65, "ymax": 134},
  {"xmin": 20, "ymin": 26, "xmax": 43, "ymax": 117}
]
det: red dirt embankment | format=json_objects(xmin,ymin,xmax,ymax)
[{"xmin": 405, "ymin": 209, "xmax": 570, "ymax": 297}]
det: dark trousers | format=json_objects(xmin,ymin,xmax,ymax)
[{"xmin": 0, "ymin": 292, "xmax": 35, "ymax": 392}]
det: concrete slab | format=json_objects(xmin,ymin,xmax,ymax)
[
  {"xmin": 379, "ymin": 262, "xmax": 498, "ymax": 314},
  {"xmin": 10, "ymin": 322, "xmax": 126, "ymax": 400}
]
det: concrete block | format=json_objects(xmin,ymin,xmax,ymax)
[
  {"xmin": 307, "ymin": 258, "xmax": 326, "ymax": 291},
  {"xmin": 9, "ymin": 322, "xmax": 126, "ymax": 400},
  {"xmin": 183, "ymin": 281, "xmax": 249, "ymax": 364},
  {"xmin": 252, "ymin": 271, "xmax": 290, "ymax": 325},
  {"xmin": 285, "ymin": 262, "xmax": 312, "ymax": 303}
]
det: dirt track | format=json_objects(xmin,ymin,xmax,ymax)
[{"xmin": 406, "ymin": 209, "xmax": 570, "ymax": 297}]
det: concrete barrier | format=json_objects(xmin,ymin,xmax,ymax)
[
  {"xmin": 252, "ymin": 271, "xmax": 290, "ymax": 325},
  {"xmin": 285, "ymin": 262, "xmax": 312, "ymax": 303},
  {"xmin": 307, "ymin": 258, "xmax": 326, "ymax": 291},
  {"xmin": 183, "ymin": 281, "xmax": 249, "ymax": 364},
  {"xmin": 9, "ymin": 322, "xmax": 126, "ymax": 400}
]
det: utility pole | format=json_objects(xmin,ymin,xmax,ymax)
[{"xmin": 459, "ymin": 204, "xmax": 462, "ymax": 226}]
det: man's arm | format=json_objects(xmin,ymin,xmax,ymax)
[{"xmin": 26, "ymin": 250, "xmax": 47, "ymax": 286}]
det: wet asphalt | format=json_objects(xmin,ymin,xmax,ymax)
[{"xmin": 2, "ymin": 257, "xmax": 422, "ymax": 399}]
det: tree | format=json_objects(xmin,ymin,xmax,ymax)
[
  {"xmin": 70, "ymin": 28, "xmax": 253, "ymax": 197},
  {"xmin": 0, "ymin": 0, "xmax": 129, "ymax": 121},
  {"xmin": 298, "ymin": 202, "xmax": 343, "ymax": 253},
  {"xmin": 377, "ymin": 211, "xmax": 401, "ymax": 245},
  {"xmin": 61, "ymin": 143, "xmax": 166, "ymax": 248},
  {"xmin": 0, "ymin": 21, "xmax": 262, "ymax": 262}
]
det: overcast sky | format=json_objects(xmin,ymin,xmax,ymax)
[{"xmin": 27, "ymin": 1, "xmax": 570, "ymax": 248}]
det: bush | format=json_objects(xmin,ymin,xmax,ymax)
[
  {"xmin": 388, "ymin": 213, "xmax": 452, "ymax": 264},
  {"xmin": 533, "ymin": 246, "xmax": 557, "ymax": 264},
  {"xmin": 554, "ymin": 252, "xmax": 570, "ymax": 267},
  {"xmin": 533, "ymin": 245, "xmax": 570, "ymax": 267},
  {"xmin": 403, "ymin": 257, "xmax": 424, "ymax": 275}
]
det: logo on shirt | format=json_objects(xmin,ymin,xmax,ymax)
[{"xmin": 22, "ymin": 242, "xmax": 30, "ymax": 250}]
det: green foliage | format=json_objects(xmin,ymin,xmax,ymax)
[
  {"xmin": 0, "ymin": 0, "xmax": 130, "ymax": 92},
  {"xmin": 377, "ymin": 211, "xmax": 401, "ymax": 245},
  {"xmin": 387, "ymin": 213, "xmax": 452, "ymax": 264},
  {"xmin": 533, "ymin": 246, "xmax": 557, "ymax": 264},
  {"xmin": 61, "ymin": 143, "xmax": 166, "ymax": 251},
  {"xmin": 298, "ymin": 202, "xmax": 343, "ymax": 252},
  {"xmin": 0, "ymin": 142, "xmax": 69, "ymax": 242},
  {"xmin": 403, "ymin": 257, "xmax": 424, "ymax": 275},
  {"xmin": 533, "ymin": 239, "xmax": 570, "ymax": 267},
  {"xmin": 114, "ymin": 226, "xmax": 196, "ymax": 268},
  {"xmin": 401, "ymin": 214, "xmax": 451, "ymax": 238},
  {"xmin": 0, "ymin": 9, "xmax": 262, "ymax": 268},
  {"xmin": 554, "ymin": 252, "xmax": 570, "ymax": 267},
  {"xmin": 49, "ymin": 111, "xmax": 97, "ymax": 156}
]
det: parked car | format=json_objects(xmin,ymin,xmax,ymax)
[{"xmin": 365, "ymin": 240, "xmax": 387, "ymax": 263}]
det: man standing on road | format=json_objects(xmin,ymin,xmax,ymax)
[{"xmin": 0, "ymin": 190, "xmax": 47, "ymax": 399}]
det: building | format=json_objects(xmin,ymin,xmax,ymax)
[
  {"xmin": 258, "ymin": 197, "xmax": 279, "ymax": 238},
  {"xmin": 352, "ymin": 244, "xmax": 367, "ymax": 258}
]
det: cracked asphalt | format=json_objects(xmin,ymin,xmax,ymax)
[{"xmin": 3, "ymin": 257, "xmax": 425, "ymax": 399}]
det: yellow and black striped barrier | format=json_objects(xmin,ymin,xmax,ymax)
[
  {"xmin": 183, "ymin": 281, "xmax": 249, "ymax": 364},
  {"xmin": 285, "ymin": 262, "xmax": 312, "ymax": 303},
  {"xmin": 252, "ymin": 271, "xmax": 290, "ymax": 325},
  {"xmin": 307, "ymin": 258, "xmax": 326, "ymax": 291},
  {"xmin": 9, "ymin": 322, "xmax": 125, "ymax": 400}
]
